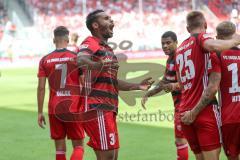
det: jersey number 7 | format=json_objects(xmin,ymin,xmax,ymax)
[{"xmin": 55, "ymin": 64, "xmax": 67, "ymax": 89}]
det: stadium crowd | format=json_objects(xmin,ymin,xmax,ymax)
[
  {"xmin": 0, "ymin": 0, "xmax": 8, "ymax": 41},
  {"xmin": 26, "ymin": 0, "xmax": 195, "ymax": 51},
  {"xmin": 25, "ymin": 0, "xmax": 240, "ymax": 52}
]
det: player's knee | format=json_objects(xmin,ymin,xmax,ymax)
[
  {"xmin": 71, "ymin": 139, "xmax": 84, "ymax": 148},
  {"xmin": 202, "ymin": 148, "xmax": 221, "ymax": 160},
  {"xmin": 101, "ymin": 152, "xmax": 115, "ymax": 160},
  {"xmin": 175, "ymin": 138, "xmax": 188, "ymax": 145},
  {"xmin": 105, "ymin": 152, "xmax": 115, "ymax": 160},
  {"xmin": 55, "ymin": 140, "xmax": 66, "ymax": 151},
  {"xmin": 96, "ymin": 150, "xmax": 115, "ymax": 160}
]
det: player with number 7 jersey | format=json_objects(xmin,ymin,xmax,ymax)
[
  {"xmin": 37, "ymin": 26, "xmax": 84, "ymax": 160},
  {"xmin": 174, "ymin": 11, "xmax": 222, "ymax": 158}
]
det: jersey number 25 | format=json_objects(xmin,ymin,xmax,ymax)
[{"xmin": 176, "ymin": 49, "xmax": 195, "ymax": 83}]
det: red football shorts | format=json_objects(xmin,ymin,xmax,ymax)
[
  {"xmin": 83, "ymin": 110, "xmax": 119, "ymax": 151},
  {"xmin": 181, "ymin": 104, "xmax": 221, "ymax": 154},
  {"xmin": 48, "ymin": 114, "xmax": 84, "ymax": 140},
  {"xmin": 222, "ymin": 123, "xmax": 240, "ymax": 158},
  {"xmin": 174, "ymin": 109, "xmax": 185, "ymax": 139}
]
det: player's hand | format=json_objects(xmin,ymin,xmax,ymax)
[
  {"xmin": 181, "ymin": 110, "xmax": 196, "ymax": 125},
  {"xmin": 38, "ymin": 113, "xmax": 46, "ymax": 129},
  {"xmin": 141, "ymin": 94, "xmax": 149, "ymax": 110},
  {"xmin": 139, "ymin": 77, "xmax": 155, "ymax": 91}
]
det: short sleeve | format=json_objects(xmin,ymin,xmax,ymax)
[
  {"xmin": 79, "ymin": 37, "xmax": 100, "ymax": 55},
  {"xmin": 208, "ymin": 52, "xmax": 221, "ymax": 74},
  {"xmin": 37, "ymin": 58, "xmax": 47, "ymax": 77},
  {"xmin": 199, "ymin": 33, "xmax": 213, "ymax": 50}
]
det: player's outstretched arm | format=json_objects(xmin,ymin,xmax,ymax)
[
  {"xmin": 204, "ymin": 34, "xmax": 240, "ymax": 52},
  {"xmin": 118, "ymin": 77, "xmax": 154, "ymax": 91},
  {"xmin": 37, "ymin": 77, "xmax": 47, "ymax": 129},
  {"xmin": 181, "ymin": 72, "xmax": 221, "ymax": 125},
  {"xmin": 141, "ymin": 80, "xmax": 167, "ymax": 109},
  {"xmin": 162, "ymin": 82, "xmax": 182, "ymax": 93}
]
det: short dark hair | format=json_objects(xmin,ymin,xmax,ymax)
[
  {"xmin": 161, "ymin": 31, "xmax": 177, "ymax": 41},
  {"xmin": 54, "ymin": 26, "xmax": 69, "ymax": 37},
  {"xmin": 86, "ymin": 9, "xmax": 104, "ymax": 32},
  {"xmin": 216, "ymin": 21, "xmax": 236, "ymax": 37},
  {"xmin": 187, "ymin": 11, "xmax": 205, "ymax": 30}
]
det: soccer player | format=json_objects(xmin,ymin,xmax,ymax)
[
  {"xmin": 67, "ymin": 33, "xmax": 80, "ymax": 53},
  {"xmin": 77, "ymin": 9, "xmax": 154, "ymax": 160},
  {"xmin": 37, "ymin": 26, "xmax": 84, "ymax": 160},
  {"xmin": 175, "ymin": 11, "xmax": 240, "ymax": 160},
  {"xmin": 141, "ymin": 31, "xmax": 189, "ymax": 160},
  {"xmin": 184, "ymin": 21, "xmax": 240, "ymax": 160}
]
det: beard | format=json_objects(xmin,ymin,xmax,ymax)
[{"xmin": 102, "ymin": 33, "xmax": 113, "ymax": 39}]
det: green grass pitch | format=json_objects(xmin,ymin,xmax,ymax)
[{"xmin": 0, "ymin": 59, "xmax": 226, "ymax": 160}]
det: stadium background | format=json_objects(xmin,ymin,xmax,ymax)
[{"xmin": 0, "ymin": 0, "xmax": 239, "ymax": 159}]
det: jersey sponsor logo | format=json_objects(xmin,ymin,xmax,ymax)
[{"xmin": 103, "ymin": 57, "xmax": 113, "ymax": 62}]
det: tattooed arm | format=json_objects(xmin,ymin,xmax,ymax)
[
  {"xmin": 181, "ymin": 72, "xmax": 221, "ymax": 125},
  {"xmin": 161, "ymin": 82, "xmax": 182, "ymax": 93}
]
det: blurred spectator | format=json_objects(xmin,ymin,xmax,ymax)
[
  {"xmin": 67, "ymin": 33, "xmax": 80, "ymax": 53},
  {"xmin": 25, "ymin": 0, "xmax": 238, "ymax": 53}
]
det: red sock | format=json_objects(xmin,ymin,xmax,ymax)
[
  {"xmin": 176, "ymin": 143, "xmax": 189, "ymax": 160},
  {"xmin": 56, "ymin": 151, "xmax": 66, "ymax": 160},
  {"xmin": 70, "ymin": 146, "xmax": 84, "ymax": 160}
]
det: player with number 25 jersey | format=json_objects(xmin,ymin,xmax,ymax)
[{"xmin": 175, "ymin": 32, "xmax": 221, "ymax": 154}]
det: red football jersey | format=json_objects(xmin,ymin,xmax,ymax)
[
  {"xmin": 175, "ymin": 33, "xmax": 217, "ymax": 112},
  {"xmin": 79, "ymin": 36, "xmax": 118, "ymax": 113},
  {"xmin": 209, "ymin": 47, "xmax": 240, "ymax": 124},
  {"xmin": 163, "ymin": 56, "xmax": 181, "ymax": 109},
  {"xmin": 37, "ymin": 48, "xmax": 81, "ymax": 114}
]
